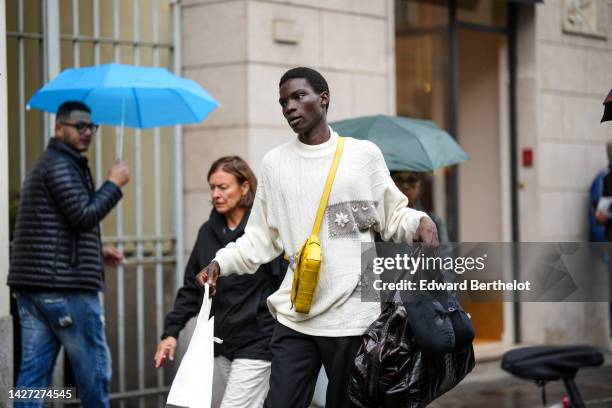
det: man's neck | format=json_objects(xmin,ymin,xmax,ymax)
[
  {"xmin": 51, "ymin": 137, "xmax": 84, "ymax": 156},
  {"xmin": 297, "ymin": 120, "xmax": 330, "ymax": 145}
]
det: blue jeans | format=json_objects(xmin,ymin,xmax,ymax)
[{"xmin": 15, "ymin": 291, "xmax": 111, "ymax": 408}]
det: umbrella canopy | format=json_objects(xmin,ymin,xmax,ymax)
[
  {"xmin": 601, "ymin": 89, "xmax": 612, "ymax": 123},
  {"xmin": 27, "ymin": 63, "xmax": 218, "ymax": 128},
  {"xmin": 330, "ymin": 114, "xmax": 469, "ymax": 172}
]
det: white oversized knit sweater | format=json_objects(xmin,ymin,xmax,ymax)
[{"xmin": 214, "ymin": 128, "xmax": 428, "ymax": 336}]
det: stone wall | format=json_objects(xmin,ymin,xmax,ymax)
[
  {"xmin": 518, "ymin": 0, "xmax": 612, "ymax": 347},
  {"xmin": 535, "ymin": 0, "xmax": 612, "ymax": 242}
]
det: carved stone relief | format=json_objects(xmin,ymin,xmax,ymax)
[{"xmin": 563, "ymin": 0, "xmax": 605, "ymax": 37}]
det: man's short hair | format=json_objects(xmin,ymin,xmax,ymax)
[
  {"xmin": 279, "ymin": 67, "xmax": 330, "ymax": 111},
  {"xmin": 279, "ymin": 67, "xmax": 329, "ymax": 94},
  {"xmin": 56, "ymin": 101, "xmax": 91, "ymax": 122}
]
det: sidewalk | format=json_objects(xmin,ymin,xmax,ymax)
[{"xmin": 430, "ymin": 355, "xmax": 612, "ymax": 408}]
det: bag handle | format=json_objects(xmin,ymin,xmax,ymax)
[
  {"xmin": 197, "ymin": 283, "xmax": 212, "ymax": 324},
  {"xmin": 311, "ymin": 136, "xmax": 345, "ymax": 236}
]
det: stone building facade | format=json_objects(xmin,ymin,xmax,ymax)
[{"xmin": 517, "ymin": 0, "xmax": 612, "ymax": 347}]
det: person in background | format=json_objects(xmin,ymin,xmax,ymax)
[
  {"xmin": 596, "ymin": 90, "xmax": 612, "ymax": 335},
  {"xmin": 391, "ymin": 170, "xmax": 450, "ymax": 244},
  {"xmin": 590, "ymin": 164, "xmax": 608, "ymax": 243},
  {"xmin": 7, "ymin": 101, "xmax": 129, "ymax": 407},
  {"xmin": 154, "ymin": 156, "xmax": 286, "ymax": 408}
]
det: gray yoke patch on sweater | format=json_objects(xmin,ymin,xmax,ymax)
[{"xmin": 326, "ymin": 200, "xmax": 379, "ymax": 239}]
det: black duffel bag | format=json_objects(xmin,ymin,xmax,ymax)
[{"xmin": 349, "ymin": 301, "xmax": 475, "ymax": 408}]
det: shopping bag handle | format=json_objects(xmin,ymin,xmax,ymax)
[{"xmin": 197, "ymin": 283, "xmax": 212, "ymax": 325}]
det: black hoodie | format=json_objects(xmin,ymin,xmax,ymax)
[{"xmin": 162, "ymin": 209, "xmax": 286, "ymax": 360}]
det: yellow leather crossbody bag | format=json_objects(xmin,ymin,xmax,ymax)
[{"xmin": 290, "ymin": 137, "xmax": 345, "ymax": 314}]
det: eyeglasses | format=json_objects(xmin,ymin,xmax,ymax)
[
  {"xmin": 392, "ymin": 176, "xmax": 420, "ymax": 188},
  {"xmin": 61, "ymin": 121, "xmax": 99, "ymax": 134}
]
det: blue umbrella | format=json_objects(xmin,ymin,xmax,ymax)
[
  {"xmin": 331, "ymin": 114, "xmax": 469, "ymax": 172},
  {"xmin": 27, "ymin": 63, "xmax": 219, "ymax": 157},
  {"xmin": 27, "ymin": 63, "xmax": 218, "ymax": 128}
]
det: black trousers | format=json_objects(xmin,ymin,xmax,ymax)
[{"xmin": 263, "ymin": 323, "xmax": 361, "ymax": 408}]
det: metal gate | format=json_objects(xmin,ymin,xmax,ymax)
[{"xmin": 6, "ymin": 0, "xmax": 185, "ymax": 405}]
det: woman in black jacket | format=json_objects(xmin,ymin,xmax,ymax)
[{"xmin": 154, "ymin": 156, "xmax": 286, "ymax": 407}]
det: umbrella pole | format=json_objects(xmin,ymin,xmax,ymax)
[
  {"xmin": 117, "ymin": 93, "xmax": 125, "ymax": 160},
  {"xmin": 118, "ymin": 123, "xmax": 124, "ymax": 160}
]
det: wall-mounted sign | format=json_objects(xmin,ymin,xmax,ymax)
[{"xmin": 563, "ymin": 0, "xmax": 606, "ymax": 38}]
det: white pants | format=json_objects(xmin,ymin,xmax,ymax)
[{"xmin": 211, "ymin": 356, "xmax": 271, "ymax": 408}]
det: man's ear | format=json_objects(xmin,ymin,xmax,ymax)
[
  {"xmin": 55, "ymin": 121, "xmax": 64, "ymax": 139},
  {"xmin": 320, "ymin": 91, "xmax": 329, "ymax": 111}
]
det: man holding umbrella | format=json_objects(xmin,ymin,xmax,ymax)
[{"xmin": 7, "ymin": 101, "xmax": 129, "ymax": 407}]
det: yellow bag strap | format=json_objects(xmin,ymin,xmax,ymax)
[{"xmin": 311, "ymin": 136, "xmax": 345, "ymax": 237}]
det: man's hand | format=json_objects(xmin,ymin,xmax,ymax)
[
  {"xmin": 195, "ymin": 261, "xmax": 220, "ymax": 296},
  {"xmin": 154, "ymin": 336, "xmax": 177, "ymax": 369},
  {"xmin": 108, "ymin": 159, "xmax": 130, "ymax": 187},
  {"xmin": 103, "ymin": 245, "xmax": 124, "ymax": 267},
  {"xmin": 413, "ymin": 216, "xmax": 439, "ymax": 246},
  {"xmin": 596, "ymin": 210, "xmax": 607, "ymax": 224}
]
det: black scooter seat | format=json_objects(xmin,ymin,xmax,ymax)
[{"xmin": 501, "ymin": 345, "xmax": 604, "ymax": 382}]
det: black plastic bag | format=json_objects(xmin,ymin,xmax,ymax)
[{"xmin": 349, "ymin": 302, "xmax": 475, "ymax": 408}]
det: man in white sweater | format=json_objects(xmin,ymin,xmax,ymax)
[{"xmin": 197, "ymin": 67, "xmax": 438, "ymax": 407}]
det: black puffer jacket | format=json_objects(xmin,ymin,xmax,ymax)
[{"xmin": 7, "ymin": 137, "xmax": 122, "ymax": 291}]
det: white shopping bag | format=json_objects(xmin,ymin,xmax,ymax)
[{"xmin": 167, "ymin": 284, "xmax": 218, "ymax": 408}]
